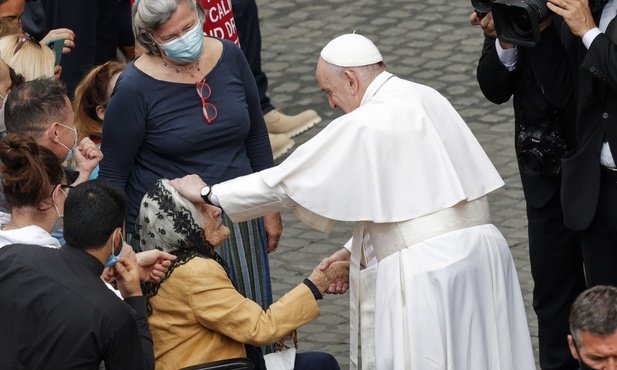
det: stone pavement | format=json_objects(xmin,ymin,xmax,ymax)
[{"xmin": 255, "ymin": 0, "xmax": 539, "ymax": 368}]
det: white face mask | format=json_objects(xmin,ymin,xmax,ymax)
[{"xmin": 57, "ymin": 123, "xmax": 77, "ymax": 161}]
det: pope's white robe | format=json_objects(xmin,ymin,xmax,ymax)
[{"xmin": 212, "ymin": 72, "xmax": 535, "ymax": 370}]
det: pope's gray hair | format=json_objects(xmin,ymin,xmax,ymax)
[
  {"xmin": 320, "ymin": 59, "xmax": 386, "ymax": 84},
  {"xmin": 132, "ymin": 0, "xmax": 204, "ymax": 57}
]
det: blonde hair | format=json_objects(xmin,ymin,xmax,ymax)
[
  {"xmin": 73, "ymin": 61, "xmax": 126, "ymax": 143},
  {"xmin": 0, "ymin": 34, "xmax": 54, "ymax": 81}
]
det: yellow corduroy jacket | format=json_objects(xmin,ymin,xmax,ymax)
[{"xmin": 148, "ymin": 256, "xmax": 320, "ymax": 370}]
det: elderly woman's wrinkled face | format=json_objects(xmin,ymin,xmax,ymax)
[{"xmin": 199, "ymin": 204, "xmax": 230, "ymax": 247}]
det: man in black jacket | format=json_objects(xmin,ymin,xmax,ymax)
[
  {"xmin": 544, "ymin": 0, "xmax": 617, "ymax": 289},
  {"xmin": 0, "ymin": 179, "xmax": 154, "ymax": 369},
  {"xmin": 471, "ymin": 12, "xmax": 586, "ymax": 370}
]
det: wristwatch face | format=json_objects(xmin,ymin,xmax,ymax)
[{"xmin": 200, "ymin": 185, "xmax": 211, "ymax": 199}]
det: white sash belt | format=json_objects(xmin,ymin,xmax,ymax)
[
  {"xmin": 349, "ymin": 196, "xmax": 492, "ymax": 369},
  {"xmin": 367, "ymin": 196, "xmax": 492, "ymax": 263}
]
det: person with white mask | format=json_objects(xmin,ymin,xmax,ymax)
[
  {"xmin": 0, "ymin": 78, "xmax": 102, "ymax": 225},
  {"xmin": 0, "ymin": 132, "xmax": 69, "ymax": 247}
]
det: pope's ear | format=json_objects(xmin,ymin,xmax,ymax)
[{"xmin": 343, "ymin": 70, "xmax": 359, "ymax": 94}]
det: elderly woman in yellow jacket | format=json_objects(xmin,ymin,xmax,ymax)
[{"xmin": 138, "ymin": 179, "xmax": 346, "ymax": 370}]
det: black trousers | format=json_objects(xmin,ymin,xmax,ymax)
[
  {"xmin": 527, "ymin": 182, "xmax": 585, "ymax": 370},
  {"xmin": 580, "ymin": 171, "xmax": 617, "ymax": 287},
  {"xmin": 231, "ymin": 0, "xmax": 275, "ymax": 115}
]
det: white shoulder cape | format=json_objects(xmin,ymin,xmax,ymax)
[{"xmin": 219, "ymin": 72, "xmax": 504, "ymax": 233}]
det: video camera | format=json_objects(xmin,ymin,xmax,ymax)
[{"xmin": 472, "ymin": 0, "xmax": 609, "ymax": 47}]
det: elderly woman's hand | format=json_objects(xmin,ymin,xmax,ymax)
[
  {"xmin": 263, "ymin": 212, "xmax": 282, "ymax": 253},
  {"xmin": 308, "ymin": 261, "xmax": 350, "ymax": 295},
  {"xmin": 136, "ymin": 250, "xmax": 177, "ymax": 283}
]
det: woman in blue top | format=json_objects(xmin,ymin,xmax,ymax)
[{"xmin": 98, "ymin": 0, "xmax": 281, "ymax": 314}]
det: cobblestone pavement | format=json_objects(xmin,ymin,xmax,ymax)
[{"xmin": 256, "ymin": 0, "xmax": 539, "ymax": 368}]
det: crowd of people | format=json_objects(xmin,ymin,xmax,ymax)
[{"xmin": 0, "ymin": 0, "xmax": 616, "ymax": 369}]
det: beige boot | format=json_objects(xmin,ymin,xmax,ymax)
[
  {"xmin": 269, "ymin": 133, "xmax": 295, "ymax": 160},
  {"xmin": 264, "ymin": 109, "xmax": 322, "ymax": 138}
]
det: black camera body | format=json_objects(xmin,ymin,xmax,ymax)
[
  {"xmin": 516, "ymin": 122, "xmax": 568, "ymax": 176},
  {"xmin": 492, "ymin": 0, "xmax": 551, "ymax": 47},
  {"xmin": 472, "ymin": 0, "xmax": 610, "ymax": 46}
]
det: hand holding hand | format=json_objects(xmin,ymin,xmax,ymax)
[
  {"xmin": 308, "ymin": 261, "xmax": 350, "ymax": 294},
  {"xmin": 136, "ymin": 249, "xmax": 177, "ymax": 283},
  {"xmin": 318, "ymin": 247, "xmax": 351, "ymax": 294},
  {"xmin": 169, "ymin": 174, "xmax": 208, "ymax": 204}
]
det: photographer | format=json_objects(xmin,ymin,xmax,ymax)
[
  {"xmin": 471, "ymin": 11, "xmax": 585, "ymax": 370},
  {"xmin": 545, "ymin": 0, "xmax": 617, "ymax": 288}
]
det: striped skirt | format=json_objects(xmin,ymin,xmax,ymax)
[{"xmin": 218, "ymin": 214, "xmax": 273, "ymax": 310}]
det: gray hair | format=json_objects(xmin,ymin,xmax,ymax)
[
  {"xmin": 320, "ymin": 59, "xmax": 387, "ymax": 84},
  {"xmin": 132, "ymin": 0, "xmax": 205, "ymax": 57},
  {"xmin": 570, "ymin": 285, "xmax": 617, "ymax": 344}
]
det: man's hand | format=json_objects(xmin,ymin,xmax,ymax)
[
  {"xmin": 547, "ymin": 0, "xmax": 595, "ymax": 38},
  {"xmin": 169, "ymin": 174, "xmax": 207, "ymax": 204},
  {"xmin": 318, "ymin": 248, "xmax": 351, "ymax": 294},
  {"xmin": 308, "ymin": 261, "xmax": 350, "ymax": 295},
  {"xmin": 40, "ymin": 28, "xmax": 75, "ymax": 54},
  {"xmin": 136, "ymin": 249, "xmax": 177, "ymax": 283},
  {"xmin": 73, "ymin": 137, "xmax": 103, "ymax": 184},
  {"xmin": 263, "ymin": 213, "xmax": 282, "ymax": 253},
  {"xmin": 107, "ymin": 257, "xmax": 142, "ymax": 299}
]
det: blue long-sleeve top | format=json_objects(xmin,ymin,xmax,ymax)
[{"xmin": 99, "ymin": 38, "xmax": 273, "ymax": 233}]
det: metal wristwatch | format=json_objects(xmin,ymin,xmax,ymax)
[{"xmin": 200, "ymin": 185, "xmax": 213, "ymax": 205}]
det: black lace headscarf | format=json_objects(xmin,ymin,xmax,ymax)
[{"xmin": 137, "ymin": 179, "xmax": 229, "ymax": 315}]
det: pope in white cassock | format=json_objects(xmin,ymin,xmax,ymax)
[{"xmin": 169, "ymin": 33, "xmax": 536, "ymax": 370}]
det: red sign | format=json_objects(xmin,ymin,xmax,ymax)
[{"xmin": 199, "ymin": 0, "xmax": 239, "ymax": 46}]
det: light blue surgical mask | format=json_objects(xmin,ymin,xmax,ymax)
[
  {"xmin": 57, "ymin": 123, "xmax": 77, "ymax": 161},
  {"xmin": 105, "ymin": 231, "xmax": 124, "ymax": 268},
  {"xmin": 155, "ymin": 22, "xmax": 203, "ymax": 63}
]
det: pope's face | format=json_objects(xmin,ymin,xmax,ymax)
[{"xmin": 316, "ymin": 58, "xmax": 358, "ymax": 114}]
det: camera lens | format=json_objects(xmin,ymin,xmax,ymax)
[
  {"xmin": 492, "ymin": 0, "xmax": 553, "ymax": 46},
  {"xmin": 471, "ymin": 0, "xmax": 493, "ymax": 13},
  {"xmin": 511, "ymin": 8, "xmax": 532, "ymax": 36},
  {"xmin": 518, "ymin": 149, "xmax": 544, "ymax": 177}
]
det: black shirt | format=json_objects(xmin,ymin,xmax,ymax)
[{"xmin": 0, "ymin": 244, "xmax": 154, "ymax": 369}]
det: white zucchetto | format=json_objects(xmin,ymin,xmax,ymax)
[{"xmin": 320, "ymin": 33, "xmax": 383, "ymax": 67}]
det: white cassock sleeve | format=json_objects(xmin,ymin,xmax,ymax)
[{"xmin": 214, "ymin": 172, "xmax": 336, "ymax": 233}]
